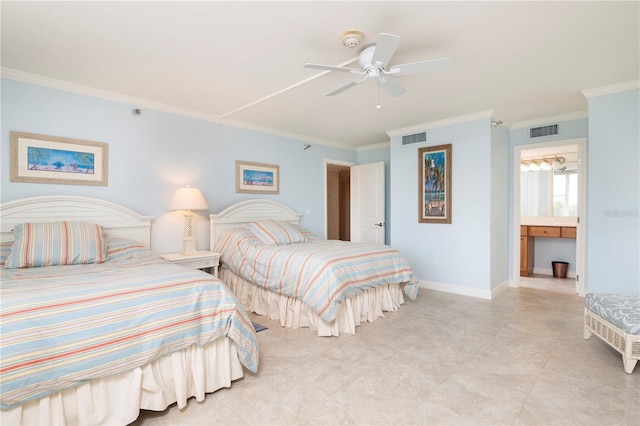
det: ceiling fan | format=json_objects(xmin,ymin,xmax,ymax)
[{"xmin": 304, "ymin": 32, "xmax": 451, "ymax": 98}]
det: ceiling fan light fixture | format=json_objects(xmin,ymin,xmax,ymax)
[{"xmin": 305, "ymin": 32, "xmax": 451, "ymax": 101}]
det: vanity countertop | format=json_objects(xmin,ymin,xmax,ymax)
[{"xmin": 520, "ymin": 216, "xmax": 578, "ymax": 227}]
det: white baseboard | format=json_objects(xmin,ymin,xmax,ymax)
[{"xmin": 418, "ymin": 279, "xmax": 493, "ymax": 300}]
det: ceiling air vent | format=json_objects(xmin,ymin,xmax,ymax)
[
  {"xmin": 402, "ymin": 132, "xmax": 427, "ymax": 146},
  {"xmin": 529, "ymin": 124, "xmax": 559, "ymax": 139}
]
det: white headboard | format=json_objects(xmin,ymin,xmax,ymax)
[
  {"xmin": 209, "ymin": 199, "xmax": 302, "ymax": 250},
  {"xmin": 1, "ymin": 196, "xmax": 154, "ymax": 248}
]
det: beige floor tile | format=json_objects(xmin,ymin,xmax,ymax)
[{"xmin": 133, "ymin": 286, "xmax": 639, "ymax": 426}]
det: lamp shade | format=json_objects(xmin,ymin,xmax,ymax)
[{"xmin": 169, "ymin": 186, "xmax": 208, "ymax": 211}]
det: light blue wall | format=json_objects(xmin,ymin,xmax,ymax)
[
  {"xmin": 5, "ymin": 77, "xmax": 637, "ymax": 296},
  {"xmin": 586, "ymin": 89, "xmax": 639, "ymax": 295},
  {"xmin": 390, "ymin": 118, "xmax": 494, "ymax": 293},
  {"xmin": 1, "ymin": 79, "xmax": 357, "ymax": 253}
]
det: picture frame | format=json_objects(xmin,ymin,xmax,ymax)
[
  {"xmin": 235, "ymin": 160, "xmax": 279, "ymax": 194},
  {"xmin": 10, "ymin": 131, "xmax": 108, "ymax": 186},
  {"xmin": 418, "ymin": 144, "xmax": 452, "ymax": 224}
]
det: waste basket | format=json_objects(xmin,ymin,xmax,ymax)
[{"xmin": 552, "ymin": 261, "xmax": 569, "ymax": 278}]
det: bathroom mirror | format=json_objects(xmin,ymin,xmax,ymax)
[{"xmin": 520, "ymin": 144, "xmax": 578, "ymax": 217}]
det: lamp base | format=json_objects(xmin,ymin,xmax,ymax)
[{"xmin": 181, "ymin": 237, "xmax": 198, "ymax": 256}]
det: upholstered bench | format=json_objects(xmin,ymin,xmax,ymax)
[{"xmin": 584, "ymin": 293, "xmax": 640, "ymax": 374}]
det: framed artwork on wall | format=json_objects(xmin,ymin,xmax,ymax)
[
  {"xmin": 235, "ymin": 160, "xmax": 279, "ymax": 194},
  {"xmin": 418, "ymin": 144, "xmax": 452, "ymax": 224},
  {"xmin": 10, "ymin": 131, "xmax": 108, "ymax": 186}
]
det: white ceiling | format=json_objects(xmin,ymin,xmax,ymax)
[{"xmin": 1, "ymin": 1, "xmax": 638, "ymax": 149}]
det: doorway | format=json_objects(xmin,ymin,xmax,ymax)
[
  {"xmin": 512, "ymin": 137, "xmax": 587, "ymax": 295},
  {"xmin": 325, "ymin": 161, "xmax": 352, "ymax": 241}
]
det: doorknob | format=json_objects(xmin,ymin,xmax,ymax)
[{"xmin": 374, "ymin": 222, "xmax": 385, "ymax": 227}]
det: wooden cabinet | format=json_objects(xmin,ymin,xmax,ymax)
[
  {"xmin": 561, "ymin": 227, "xmax": 576, "ymax": 238},
  {"xmin": 529, "ymin": 226, "xmax": 561, "ymax": 238},
  {"xmin": 520, "ymin": 225, "xmax": 576, "ymax": 277},
  {"xmin": 520, "ymin": 235, "xmax": 534, "ymax": 276}
]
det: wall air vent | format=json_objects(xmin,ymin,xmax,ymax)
[
  {"xmin": 402, "ymin": 132, "xmax": 427, "ymax": 146},
  {"xmin": 529, "ymin": 124, "xmax": 559, "ymax": 139}
]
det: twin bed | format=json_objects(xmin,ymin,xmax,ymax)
[
  {"xmin": 0, "ymin": 196, "xmax": 259, "ymax": 425},
  {"xmin": 209, "ymin": 199, "xmax": 419, "ymax": 337}
]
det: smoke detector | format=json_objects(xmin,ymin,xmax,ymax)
[{"xmin": 341, "ymin": 30, "xmax": 363, "ymax": 49}]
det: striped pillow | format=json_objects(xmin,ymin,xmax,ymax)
[
  {"xmin": 4, "ymin": 222, "xmax": 107, "ymax": 269},
  {"xmin": 0, "ymin": 241, "xmax": 13, "ymax": 267},
  {"xmin": 246, "ymin": 220, "xmax": 307, "ymax": 245},
  {"xmin": 105, "ymin": 237, "xmax": 150, "ymax": 260}
]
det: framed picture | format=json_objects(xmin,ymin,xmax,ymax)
[
  {"xmin": 10, "ymin": 131, "xmax": 108, "ymax": 186},
  {"xmin": 235, "ymin": 160, "xmax": 279, "ymax": 194},
  {"xmin": 418, "ymin": 144, "xmax": 452, "ymax": 223}
]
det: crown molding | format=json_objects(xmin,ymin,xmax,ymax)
[
  {"xmin": 0, "ymin": 67, "xmax": 356, "ymax": 151},
  {"xmin": 357, "ymin": 142, "xmax": 390, "ymax": 152},
  {"xmin": 582, "ymin": 80, "xmax": 639, "ymax": 99},
  {"xmin": 510, "ymin": 111, "xmax": 588, "ymax": 129},
  {"xmin": 386, "ymin": 110, "xmax": 494, "ymax": 137}
]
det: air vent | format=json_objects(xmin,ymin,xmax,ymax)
[
  {"xmin": 402, "ymin": 132, "xmax": 427, "ymax": 145},
  {"xmin": 529, "ymin": 124, "xmax": 559, "ymax": 139}
]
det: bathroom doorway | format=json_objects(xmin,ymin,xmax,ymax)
[{"xmin": 513, "ymin": 138, "xmax": 587, "ymax": 295}]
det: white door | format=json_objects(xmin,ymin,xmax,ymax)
[{"xmin": 350, "ymin": 161, "xmax": 385, "ymax": 244}]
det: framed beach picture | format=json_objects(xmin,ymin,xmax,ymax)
[
  {"xmin": 418, "ymin": 144, "xmax": 452, "ymax": 224},
  {"xmin": 10, "ymin": 131, "xmax": 108, "ymax": 186},
  {"xmin": 235, "ymin": 160, "xmax": 279, "ymax": 194}
]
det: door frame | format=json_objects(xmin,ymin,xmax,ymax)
[
  {"xmin": 511, "ymin": 137, "xmax": 587, "ymax": 295},
  {"xmin": 324, "ymin": 159, "xmax": 355, "ymax": 239}
]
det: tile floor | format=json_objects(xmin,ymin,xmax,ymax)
[{"xmin": 132, "ymin": 285, "xmax": 640, "ymax": 425}]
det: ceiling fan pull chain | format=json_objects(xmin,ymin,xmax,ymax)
[{"xmin": 376, "ymin": 78, "xmax": 381, "ymax": 109}]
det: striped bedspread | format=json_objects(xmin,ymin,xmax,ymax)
[
  {"xmin": 216, "ymin": 228, "xmax": 419, "ymax": 324},
  {"xmin": 0, "ymin": 244, "xmax": 259, "ymax": 409}
]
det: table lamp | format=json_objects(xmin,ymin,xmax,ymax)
[{"xmin": 168, "ymin": 186, "xmax": 208, "ymax": 255}]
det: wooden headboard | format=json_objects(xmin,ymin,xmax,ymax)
[
  {"xmin": 209, "ymin": 199, "xmax": 302, "ymax": 250},
  {"xmin": 0, "ymin": 196, "xmax": 154, "ymax": 248}
]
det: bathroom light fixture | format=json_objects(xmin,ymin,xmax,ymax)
[
  {"xmin": 168, "ymin": 186, "xmax": 208, "ymax": 255},
  {"xmin": 521, "ymin": 155, "xmax": 566, "ymax": 172},
  {"xmin": 539, "ymin": 159, "xmax": 551, "ymax": 170}
]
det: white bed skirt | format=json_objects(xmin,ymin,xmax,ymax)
[
  {"xmin": 220, "ymin": 267, "xmax": 406, "ymax": 336},
  {"xmin": 0, "ymin": 338, "xmax": 244, "ymax": 426}
]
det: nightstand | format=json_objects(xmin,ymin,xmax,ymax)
[{"xmin": 160, "ymin": 251, "xmax": 221, "ymax": 277}]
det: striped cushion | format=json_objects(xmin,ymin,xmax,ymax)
[
  {"xmin": 246, "ymin": 220, "xmax": 307, "ymax": 245},
  {"xmin": 4, "ymin": 222, "xmax": 107, "ymax": 269}
]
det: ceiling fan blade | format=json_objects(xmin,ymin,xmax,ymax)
[
  {"xmin": 379, "ymin": 78, "xmax": 406, "ymax": 97},
  {"xmin": 371, "ymin": 33, "xmax": 401, "ymax": 68},
  {"xmin": 304, "ymin": 63, "xmax": 362, "ymax": 74},
  {"xmin": 326, "ymin": 79, "xmax": 364, "ymax": 96},
  {"xmin": 388, "ymin": 57, "xmax": 452, "ymax": 75}
]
